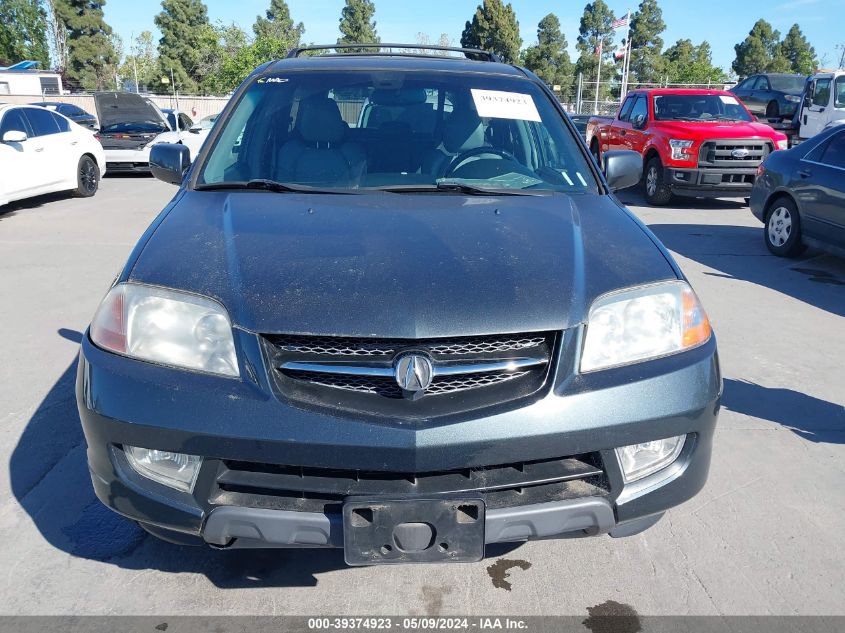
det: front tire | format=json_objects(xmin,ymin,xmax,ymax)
[
  {"xmin": 764, "ymin": 197, "xmax": 805, "ymax": 257},
  {"xmin": 765, "ymin": 101, "xmax": 779, "ymax": 120},
  {"xmin": 644, "ymin": 157, "xmax": 673, "ymax": 206},
  {"xmin": 74, "ymin": 155, "xmax": 100, "ymax": 198}
]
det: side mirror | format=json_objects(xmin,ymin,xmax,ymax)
[
  {"xmin": 2, "ymin": 130, "xmax": 27, "ymax": 143},
  {"xmin": 150, "ymin": 143, "xmax": 191, "ymax": 185},
  {"xmin": 188, "ymin": 125, "xmax": 203, "ymax": 134},
  {"xmin": 603, "ymin": 150, "xmax": 643, "ymax": 192}
]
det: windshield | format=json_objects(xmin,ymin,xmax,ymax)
[
  {"xmin": 198, "ymin": 70, "xmax": 597, "ymax": 193},
  {"xmin": 769, "ymin": 75, "xmax": 806, "ymax": 93},
  {"xmin": 101, "ymin": 120, "xmax": 168, "ymax": 134},
  {"xmin": 654, "ymin": 94, "xmax": 752, "ymax": 122}
]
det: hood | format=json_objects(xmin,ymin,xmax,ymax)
[
  {"xmin": 128, "ymin": 192, "xmax": 676, "ymax": 337},
  {"xmin": 653, "ymin": 120, "xmax": 780, "ymax": 139},
  {"xmin": 93, "ymin": 92, "xmax": 168, "ymax": 132}
]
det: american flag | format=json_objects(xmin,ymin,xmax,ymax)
[{"xmin": 612, "ymin": 13, "xmax": 630, "ymax": 30}]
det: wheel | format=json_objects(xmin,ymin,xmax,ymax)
[
  {"xmin": 644, "ymin": 157, "xmax": 673, "ymax": 206},
  {"xmin": 590, "ymin": 140, "xmax": 602, "ymax": 171},
  {"xmin": 765, "ymin": 101, "xmax": 779, "ymax": 120},
  {"xmin": 74, "ymin": 155, "xmax": 100, "ymax": 197},
  {"xmin": 764, "ymin": 198, "xmax": 805, "ymax": 257}
]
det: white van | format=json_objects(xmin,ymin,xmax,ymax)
[{"xmin": 799, "ymin": 70, "xmax": 845, "ymax": 138}]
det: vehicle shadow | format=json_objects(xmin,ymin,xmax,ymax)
[
  {"xmin": 9, "ymin": 329, "xmax": 523, "ymax": 586},
  {"xmin": 648, "ymin": 223, "xmax": 845, "ymax": 319},
  {"xmin": 616, "ymin": 187, "xmax": 748, "ymax": 211},
  {"xmin": 723, "ymin": 379, "xmax": 845, "ymax": 444},
  {"xmin": 0, "ymin": 191, "xmax": 71, "ymax": 215}
]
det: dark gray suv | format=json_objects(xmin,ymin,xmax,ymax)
[{"xmin": 76, "ymin": 44, "xmax": 720, "ymax": 565}]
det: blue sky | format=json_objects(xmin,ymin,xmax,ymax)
[{"xmin": 104, "ymin": 0, "xmax": 843, "ymax": 74}]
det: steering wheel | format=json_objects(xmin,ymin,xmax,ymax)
[{"xmin": 443, "ymin": 147, "xmax": 520, "ymax": 178}]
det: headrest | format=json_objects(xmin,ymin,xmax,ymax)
[
  {"xmin": 370, "ymin": 88, "xmax": 427, "ymax": 106},
  {"xmin": 299, "ymin": 97, "xmax": 346, "ymax": 144},
  {"xmin": 442, "ymin": 110, "xmax": 485, "ymax": 153}
]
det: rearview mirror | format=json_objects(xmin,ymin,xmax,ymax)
[
  {"xmin": 150, "ymin": 143, "xmax": 191, "ymax": 185},
  {"xmin": 603, "ymin": 150, "xmax": 643, "ymax": 192},
  {"xmin": 2, "ymin": 130, "xmax": 27, "ymax": 143}
]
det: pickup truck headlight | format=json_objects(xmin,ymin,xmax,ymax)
[
  {"xmin": 784, "ymin": 95, "xmax": 801, "ymax": 103},
  {"xmin": 580, "ymin": 281, "xmax": 711, "ymax": 372},
  {"xmin": 776, "ymin": 139, "xmax": 789, "ymax": 150},
  {"xmin": 669, "ymin": 139, "xmax": 695, "ymax": 161},
  {"xmin": 90, "ymin": 283, "xmax": 239, "ymax": 377}
]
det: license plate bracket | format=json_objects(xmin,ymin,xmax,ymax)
[{"xmin": 343, "ymin": 498, "xmax": 485, "ymax": 566}]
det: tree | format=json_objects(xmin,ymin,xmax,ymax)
[
  {"xmin": 732, "ymin": 19, "xmax": 782, "ymax": 77},
  {"xmin": 154, "ymin": 0, "xmax": 210, "ymax": 94},
  {"xmin": 0, "ymin": 0, "xmax": 50, "ymax": 68},
  {"xmin": 121, "ymin": 31, "xmax": 158, "ymax": 91},
  {"xmin": 522, "ymin": 14, "xmax": 572, "ymax": 95},
  {"xmin": 43, "ymin": 0, "xmax": 68, "ymax": 71},
  {"xmin": 460, "ymin": 0, "xmax": 522, "ymax": 64},
  {"xmin": 338, "ymin": 0, "xmax": 379, "ymax": 50},
  {"xmin": 779, "ymin": 24, "xmax": 817, "ymax": 75},
  {"xmin": 574, "ymin": 1, "xmax": 616, "ymax": 102},
  {"xmin": 54, "ymin": 0, "xmax": 118, "ymax": 90},
  {"xmin": 663, "ymin": 39, "xmax": 725, "ymax": 84},
  {"xmin": 628, "ymin": 0, "xmax": 666, "ymax": 85},
  {"xmin": 253, "ymin": 0, "xmax": 304, "ymax": 48}
]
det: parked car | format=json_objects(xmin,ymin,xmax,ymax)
[
  {"xmin": 92, "ymin": 92, "xmax": 191, "ymax": 173},
  {"xmin": 730, "ymin": 73, "xmax": 806, "ymax": 120},
  {"xmin": 586, "ymin": 89, "xmax": 789, "ymax": 205},
  {"xmin": 29, "ymin": 101, "xmax": 98, "ymax": 130},
  {"xmin": 797, "ymin": 70, "xmax": 845, "ymax": 139},
  {"xmin": 568, "ymin": 113, "xmax": 591, "ymax": 140},
  {"xmin": 77, "ymin": 44, "xmax": 720, "ymax": 564},
  {"xmin": 196, "ymin": 113, "xmax": 220, "ymax": 130},
  {"xmin": 750, "ymin": 124, "xmax": 845, "ymax": 257},
  {"xmin": 161, "ymin": 107, "xmax": 194, "ymax": 132},
  {"xmin": 0, "ymin": 104, "xmax": 105, "ymax": 207}
]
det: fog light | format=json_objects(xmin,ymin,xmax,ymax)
[
  {"xmin": 616, "ymin": 435, "xmax": 686, "ymax": 483},
  {"xmin": 124, "ymin": 446, "xmax": 202, "ymax": 492}
]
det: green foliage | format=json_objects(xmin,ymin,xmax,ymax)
[
  {"xmin": 460, "ymin": 0, "xmax": 522, "ymax": 64},
  {"xmin": 732, "ymin": 19, "xmax": 782, "ymax": 77},
  {"xmin": 629, "ymin": 0, "xmax": 666, "ymax": 85},
  {"xmin": 0, "ymin": 0, "xmax": 50, "ymax": 68},
  {"xmin": 574, "ymin": 1, "xmax": 616, "ymax": 101},
  {"xmin": 253, "ymin": 0, "xmax": 304, "ymax": 47},
  {"xmin": 154, "ymin": 0, "xmax": 210, "ymax": 94},
  {"xmin": 338, "ymin": 0, "xmax": 379, "ymax": 51},
  {"xmin": 54, "ymin": 0, "xmax": 118, "ymax": 90},
  {"xmin": 120, "ymin": 31, "xmax": 157, "ymax": 91},
  {"xmin": 522, "ymin": 14, "xmax": 572, "ymax": 94},
  {"xmin": 779, "ymin": 24, "xmax": 817, "ymax": 75},
  {"xmin": 663, "ymin": 39, "xmax": 725, "ymax": 84}
]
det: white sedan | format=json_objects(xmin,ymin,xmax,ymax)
[{"xmin": 0, "ymin": 104, "xmax": 106, "ymax": 207}]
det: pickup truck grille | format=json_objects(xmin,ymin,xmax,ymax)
[
  {"xmin": 262, "ymin": 332, "xmax": 557, "ymax": 417},
  {"xmin": 698, "ymin": 139, "xmax": 772, "ymax": 168},
  {"xmin": 209, "ymin": 453, "xmax": 609, "ymax": 513}
]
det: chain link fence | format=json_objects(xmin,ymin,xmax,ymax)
[{"xmin": 568, "ymin": 77, "xmax": 738, "ymax": 115}]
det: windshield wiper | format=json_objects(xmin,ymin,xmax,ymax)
[
  {"xmin": 194, "ymin": 179, "xmax": 361, "ymax": 194},
  {"xmin": 375, "ymin": 182, "xmax": 547, "ymax": 196}
]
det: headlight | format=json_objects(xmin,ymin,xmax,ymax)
[
  {"xmin": 776, "ymin": 139, "xmax": 789, "ymax": 150},
  {"xmin": 125, "ymin": 446, "xmax": 202, "ymax": 492},
  {"xmin": 580, "ymin": 281, "xmax": 711, "ymax": 372},
  {"xmin": 90, "ymin": 283, "xmax": 239, "ymax": 376},
  {"xmin": 669, "ymin": 139, "xmax": 694, "ymax": 161},
  {"xmin": 616, "ymin": 435, "xmax": 686, "ymax": 483},
  {"xmin": 784, "ymin": 95, "xmax": 801, "ymax": 103}
]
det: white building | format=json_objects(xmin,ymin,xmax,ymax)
[{"xmin": 0, "ymin": 61, "xmax": 63, "ymax": 97}]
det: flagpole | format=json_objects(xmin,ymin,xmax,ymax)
[
  {"xmin": 594, "ymin": 41, "xmax": 602, "ymax": 114},
  {"xmin": 622, "ymin": 10, "xmax": 631, "ymax": 98}
]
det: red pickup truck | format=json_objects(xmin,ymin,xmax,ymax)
[{"xmin": 586, "ymin": 89, "xmax": 789, "ymax": 205}]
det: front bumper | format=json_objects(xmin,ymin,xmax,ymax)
[
  {"xmin": 665, "ymin": 167, "xmax": 757, "ymax": 198},
  {"xmin": 103, "ymin": 148, "xmax": 152, "ymax": 172},
  {"xmin": 77, "ymin": 329, "xmax": 720, "ymax": 552}
]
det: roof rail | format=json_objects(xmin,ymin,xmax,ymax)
[{"xmin": 286, "ymin": 43, "xmax": 502, "ymax": 63}]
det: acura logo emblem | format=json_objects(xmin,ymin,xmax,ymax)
[
  {"xmin": 732, "ymin": 148, "xmax": 750, "ymax": 159},
  {"xmin": 394, "ymin": 353, "xmax": 434, "ymax": 399}
]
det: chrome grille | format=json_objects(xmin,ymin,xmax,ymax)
[
  {"xmin": 698, "ymin": 139, "xmax": 771, "ymax": 168},
  {"xmin": 264, "ymin": 332, "xmax": 554, "ymax": 401}
]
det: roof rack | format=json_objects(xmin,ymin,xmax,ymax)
[{"xmin": 286, "ymin": 43, "xmax": 502, "ymax": 63}]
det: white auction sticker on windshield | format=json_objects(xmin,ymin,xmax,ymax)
[
  {"xmin": 719, "ymin": 95, "xmax": 740, "ymax": 105},
  {"xmin": 471, "ymin": 89, "xmax": 541, "ymax": 122}
]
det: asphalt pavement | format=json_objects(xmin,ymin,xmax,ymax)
[{"xmin": 0, "ymin": 176, "xmax": 843, "ymax": 616}]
